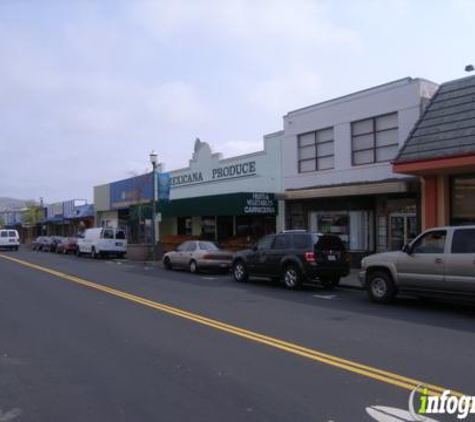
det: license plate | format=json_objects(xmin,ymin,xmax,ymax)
[
  {"xmin": 327, "ymin": 255, "xmax": 336, "ymax": 261},
  {"xmin": 116, "ymin": 242, "xmax": 123, "ymax": 246}
]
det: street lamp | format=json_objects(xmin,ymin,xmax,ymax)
[{"xmin": 150, "ymin": 150, "xmax": 158, "ymax": 260}]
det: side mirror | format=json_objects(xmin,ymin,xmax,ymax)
[{"xmin": 402, "ymin": 244, "xmax": 412, "ymax": 254}]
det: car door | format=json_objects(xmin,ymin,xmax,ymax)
[
  {"xmin": 184, "ymin": 241, "xmax": 198, "ymax": 266},
  {"xmin": 444, "ymin": 228, "xmax": 475, "ymax": 294},
  {"xmin": 266, "ymin": 235, "xmax": 291, "ymax": 277},
  {"xmin": 247, "ymin": 236, "xmax": 275, "ymax": 275},
  {"xmin": 397, "ymin": 229, "xmax": 447, "ymax": 291},
  {"xmin": 172, "ymin": 242, "xmax": 189, "ymax": 268}
]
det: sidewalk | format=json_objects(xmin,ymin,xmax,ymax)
[{"xmin": 339, "ymin": 269, "xmax": 363, "ymax": 290}]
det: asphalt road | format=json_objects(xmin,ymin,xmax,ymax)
[{"xmin": 0, "ymin": 248, "xmax": 474, "ymax": 422}]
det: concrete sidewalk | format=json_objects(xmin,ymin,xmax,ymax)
[{"xmin": 339, "ymin": 269, "xmax": 363, "ymax": 290}]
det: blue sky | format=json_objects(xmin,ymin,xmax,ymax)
[{"xmin": 0, "ymin": 0, "xmax": 474, "ymax": 203}]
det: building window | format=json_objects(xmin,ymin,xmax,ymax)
[
  {"xmin": 298, "ymin": 127, "xmax": 334, "ymax": 173},
  {"xmin": 351, "ymin": 113, "xmax": 398, "ymax": 166},
  {"xmin": 451, "ymin": 175, "xmax": 475, "ymax": 225}
]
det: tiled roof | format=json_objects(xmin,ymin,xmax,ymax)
[{"xmin": 395, "ymin": 74, "xmax": 475, "ymax": 163}]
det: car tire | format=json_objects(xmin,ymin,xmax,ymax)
[
  {"xmin": 163, "ymin": 257, "xmax": 172, "ymax": 270},
  {"xmin": 321, "ymin": 276, "xmax": 340, "ymax": 290},
  {"xmin": 233, "ymin": 261, "xmax": 248, "ymax": 283},
  {"xmin": 367, "ymin": 270, "xmax": 397, "ymax": 303},
  {"xmin": 189, "ymin": 260, "xmax": 199, "ymax": 274},
  {"xmin": 282, "ymin": 264, "xmax": 302, "ymax": 290}
]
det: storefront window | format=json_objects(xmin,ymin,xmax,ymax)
[
  {"xmin": 309, "ymin": 210, "xmax": 372, "ymax": 251},
  {"xmin": 201, "ymin": 216, "xmax": 216, "ymax": 240},
  {"xmin": 177, "ymin": 217, "xmax": 192, "ymax": 235},
  {"xmin": 452, "ymin": 175, "xmax": 475, "ymax": 225}
]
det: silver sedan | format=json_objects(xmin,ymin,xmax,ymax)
[{"xmin": 162, "ymin": 240, "xmax": 233, "ymax": 274}]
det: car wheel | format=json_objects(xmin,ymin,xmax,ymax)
[
  {"xmin": 189, "ymin": 260, "xmax": 199, "ymax": 274},
  {"xmin": 321, "ymin": 276, "xmax": 340, "ymax": 290},
  {"xmin": 367, "ymin": 270, "xmax": 397, "ymax": 303},
  {"xmin": 233, "ymin": 261, "xmax": 248, "ymax": 283},
  {"xmin": 163, "ymin": 257, "xmax": 172, "ymax": 270},
  {"xmin": 282, "ymin": 265, "xmax": 302, "ymax": 290},
  {"xmin": 76, "ymin": 247, "xmax": 82, "ymax": 257}
]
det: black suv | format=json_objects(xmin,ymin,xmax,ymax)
[{"xmin": 232, "ymin": 231, "xmax": 350, "ymax": 289}]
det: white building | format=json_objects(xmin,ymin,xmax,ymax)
[{"xmin": 278, "ymin": 77, "xmax": 438, "ymax": 263}]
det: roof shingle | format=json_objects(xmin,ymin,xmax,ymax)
[{"xmin": 395, "ymin": 74, "xmax": 475, "ymax": 163}]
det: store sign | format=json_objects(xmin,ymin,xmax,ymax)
[
  {"xmin": 243, "ymin": 193, "xmax": 276, "ymax": 215},
  {"xmin": 171, "ymin": 161, "xmax": 257, "ymax": 187}
]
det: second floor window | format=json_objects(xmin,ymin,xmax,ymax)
[
  {"xmin": 351, "ymin": 112, "xmax": 398, "ymax": 166},
  {"xmin": 298, "ymin": 127, "xmax": 334, "ymax": 173}
]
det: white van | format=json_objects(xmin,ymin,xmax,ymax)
[
  {"xmin": 76, "ymin": 228, "xmax": 127, "ymax": 259},
  {"xmin": 0, "ymin": 229, "xmax": 20, "ymax": 251}
]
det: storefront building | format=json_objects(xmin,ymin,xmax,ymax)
[
  {"xmin": 44, "ymin": 200, "xmax": 94, "ymax": 236},
  {"xmin": 394, "ymin": 75, "xmax": 475, "ymax": 229},
  {"xmin": 94, "ymin": 136, "xmax": 284, "ymax": 250},
  {"xmin": 279, "ymin": 77, "xmax": 439, "ymax": 264}
]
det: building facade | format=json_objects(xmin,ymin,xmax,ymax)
[
  {"xmin": 94, "ymin": 135, "xmax": 284, "ymax": 249},
  {"xmin": 394, "ymin": 74, "xmax": 475, "ymax": 229},
  {"xmin": 279, "ymin": 77, "xmax": 439, "ymax": 264}
]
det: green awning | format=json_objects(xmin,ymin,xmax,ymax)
[{"xmin": 129, "ymin": 192, "xmax": 277, "ymax": 220}]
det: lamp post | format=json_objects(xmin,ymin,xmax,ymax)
[{"xmin": 150, "ymin": 150, "xmax": 158, "ymax": 260}]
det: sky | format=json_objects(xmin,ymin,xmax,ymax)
[{"xmin": 0, "ymin": 0, "xmax": 474, "ymax": 204}]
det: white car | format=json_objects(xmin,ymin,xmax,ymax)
[
  {"xmin": 0, "ymin": 229, "xmax": 20, "ymax": 251},
  {"xmin": 76, "ymin": 228, "xmax": 127, "ymax": 259}
]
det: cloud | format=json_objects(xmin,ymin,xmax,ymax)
[
  {"xmin": 247, "ymin": 65, "xmax": 321, "ymax": 115},
  {"xmin": 220, "ymin": 140, "xmax": 264, "ymax": 157},
  {"xmin": 146, "ymin": 81, "xmax": 213, "ymax": 125}
]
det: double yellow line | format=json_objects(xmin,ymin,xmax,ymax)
[{"xmin": 0, "ymin": 253, "xmax": 467, "ymax": 397}]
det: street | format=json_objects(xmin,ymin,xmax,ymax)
[{"xmin": 1, "ymin": 249, "xmax": 474, "ymax": 421}]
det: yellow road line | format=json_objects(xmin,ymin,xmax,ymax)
[{"xmin": 0, "ymin": 253, "xmax": 468, "ymax": 397}]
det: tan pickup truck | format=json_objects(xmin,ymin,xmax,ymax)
[{"xmin": 359, "ymin": 226, "xmax": 475, "ymax": 303}]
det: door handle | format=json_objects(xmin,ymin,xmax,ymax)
[{"xmin": 435, "ymin": 258, "xmax": 443, "ymax": 264}]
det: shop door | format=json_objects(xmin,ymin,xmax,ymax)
[{"xmin": 389, "ymin": 213, "xmax": 417, "ymax": 251}]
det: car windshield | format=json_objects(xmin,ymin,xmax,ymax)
[{"xmin": 199, "ymin": 242, "xmax": 219, "ymax": 251}]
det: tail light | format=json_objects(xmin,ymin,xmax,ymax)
[
  {"xmin": 304, "ymin": 252, "xmax": 315, "ymax": 262},
  {"xmin": 202, "ymin": 254, "xmax": 215, "ymax": 260}
]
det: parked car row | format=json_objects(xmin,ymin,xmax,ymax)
[
  {"xmin": 32, "ymin": 236, "xmax": 77, "ymax": 253},
  {"xmin": 32, "ymin": 227, "xmax": 127, "ymax": 259},
  {"xmin": 163, "ymin": 231, "xmax": 351, "ymax": 290},
  {"xmin": 164, "ymin": 226, "xmax": 475, "ymax": 305}
]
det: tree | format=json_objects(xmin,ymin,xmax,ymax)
[{"xmin": 23, "ymin": 201, "xmax": 44, "ymax": 241}]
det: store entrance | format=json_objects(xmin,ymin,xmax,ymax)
[{"xmin": 389, "ymin": 213, "xmax": 417, "ymax": 250}]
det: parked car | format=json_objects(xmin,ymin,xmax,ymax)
[
  {"xmin": 162, "ymin": 240, "xmax": 233, "ymax": 273},
  {"xmin": 45, "ymin": 236, "xmax": 64, "ymax": 252},
  {"xmin": 232, "ymin": 231, "xmax": 350, "ymax": 289},
  {"xmin": 76, "ymin": 228, "xmax": 127, "ymax": 259},
  {"xmin": 32, "ymin": 236, "xmax": 49, "ymax": 251},
  {"xmin": 0, "ymin": 229, "xmax": 20, "ymax": 251},
  {"xmin": 56, "ymin": 237, "xmax": 78, "ymax": 254},
  {"xmin": 359, "ymin": 225, "xmax": 475, "ymax": 303}
]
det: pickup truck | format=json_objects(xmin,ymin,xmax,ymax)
[{"xmin": 359, "ymin": 225, "xmax": 475, "ymax": 303}]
